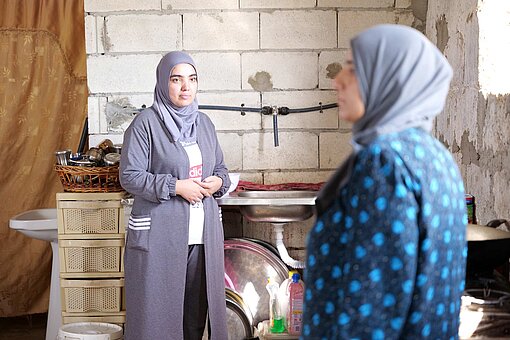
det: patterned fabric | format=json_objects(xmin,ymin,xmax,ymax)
[
  {"xmin": 303, "ymin": 128, "xmax": 467, "ymax": 340},
  {"xmin": 0, "ymin": 0, "xmax": 87, "ymax": 316}
]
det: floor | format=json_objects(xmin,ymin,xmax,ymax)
[{"xmin": 0, "ymin": 313, "xmax": 47, "ymax": 340}]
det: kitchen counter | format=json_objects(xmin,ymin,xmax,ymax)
[
  {"xmin": 122, "ymin": 192, "xmax": 318, "ymax": 207},
  {"xmin": 216, "ymin": 191, "xmax": 317, "ymax": 206}
]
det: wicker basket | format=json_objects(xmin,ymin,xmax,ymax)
[{"xmin": 54, "ymin": 165, "xmax": 123, "ymax": 193}]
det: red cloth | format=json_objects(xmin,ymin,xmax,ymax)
[{"xmin": 236, "ymin": 180, "xmax": 324, "ymax": 192}]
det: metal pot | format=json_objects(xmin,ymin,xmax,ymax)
[
  {"xmin": 224, "ymin": 238, "xmax": 288, "ymax": 327},
  {"xmin": 225, "ymin": 288, "xmax": 254, "ymax": 339},
  {"xmin": 467, "ymin": 221, "xmax": 510, "ymax": 275}
]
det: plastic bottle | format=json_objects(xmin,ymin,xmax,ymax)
[
  {"xmin": 266, "ymin": 277, "xmax": 285, "ymax": 333},
  {"xmin": 288, "ymin": 273, "xmax": 304, "ymax": 336},
  {"xmin": 278, "ymin": 270, "xmax": 299, "ymax": 329}
]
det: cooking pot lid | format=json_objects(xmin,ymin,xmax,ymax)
[{"xmin": 467, "ymin": 224, "xmax": 510, "ymax": 241}]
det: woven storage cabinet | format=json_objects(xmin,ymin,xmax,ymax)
[
  {"xmin": 59, "ymin": 239, "xmax": 124, "ymax": 276},
  {"xmin": 61, "ymin": 279, "xmax": 124, "ymax": 313}
]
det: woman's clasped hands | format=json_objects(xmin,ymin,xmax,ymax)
[{"xmin": 176, "ymin": 176, "xmax": 223, "ymax": 204}]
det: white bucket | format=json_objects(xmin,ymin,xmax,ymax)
[{"xmin": 58, "ymin": 322, "xmax": 123, "ymax": 340}]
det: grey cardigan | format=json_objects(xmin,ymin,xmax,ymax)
[{"xmin": 120, "ymin": 107, "xmax": 230, "ymax": 340}]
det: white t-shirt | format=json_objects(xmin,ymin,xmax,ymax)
[{"xmin": 180, "ymin": 141, "xmax": 205, "ymax": 245}]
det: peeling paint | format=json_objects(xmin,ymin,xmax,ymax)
[
  {"xmin": 326, "ymin": 63, "xmax": 341, "ymax": 79},
  {"xmin": 101, "ymin": 18, "xmax": 112, "ymax": 52},
  {"xmin": 460, "ymin": 131, "xmax": 480, "ymax": 166},
  {"xmin": 247, "ymin": 71, "xmax": 273, "ymax": 92},
  {"xmin": 435, "ymin": 14, "xmax": 449, "ymax": 53},
  {"xmin": 451, "ymin": 138, "xmax": 460, "ymax": 153},
  {"xmin": 466, "ymin": 11, "xmax": 474, "ymax": 23}
]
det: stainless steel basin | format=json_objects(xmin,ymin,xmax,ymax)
[{"xmin": 236, "ymin": 191, "xmax": 317, "ymax": 223}]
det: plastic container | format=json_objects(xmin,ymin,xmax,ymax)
[
  {"xmin": 58, "ymin": 322, "xmax": 123, "ymax": 340},
  {"xmin": 266, "ymin": 277, "xmax": 285, "ymax": 333},
  {"xmin": 287, "ymin": 273, "xmax": 304, "ymax": 336},
  {"xmin": 277, "ymin": 270, "xmax": 299, "ymax": 328}
]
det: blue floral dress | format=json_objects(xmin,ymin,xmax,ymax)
[{"xmin": 303, "ymin": 128, "xmax": 467, "ymax": 340}]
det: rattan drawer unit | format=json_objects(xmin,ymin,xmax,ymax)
[
  {"xmin": 57, "ymin": 192, "xmax": 128, "ymax": 326},
  {"xmin": 59, "ymin": 239, "xmax": 125, "ymax": 278},
  {"xmin": 60, "ymin": 279, "xmax": 124, "ymax": 313}
]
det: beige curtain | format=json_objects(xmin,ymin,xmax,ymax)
[{"xmin": 0, "ymin": 0, "xmax": 87, "ymax": 316}]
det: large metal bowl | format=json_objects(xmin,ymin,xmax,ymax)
[
  {"xmin": 237, "ymin": 190, "xmax": 317, "ymax": 223},
  {"xmin": 224, "ymin": 238, "xmax": 288, "ymax": 326}
]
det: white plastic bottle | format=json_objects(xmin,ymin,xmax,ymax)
[
  {"xmin": 266, "ymin": 277, "xmax": 285, "ymax": 333},
  {"xmin": 288, "ymin": 273, "xmax": 304, "ymax": 336}
]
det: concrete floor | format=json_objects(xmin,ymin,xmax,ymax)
[{"xmin": 0, "ymin": 313, "xmax": 46, "ymax": 340}]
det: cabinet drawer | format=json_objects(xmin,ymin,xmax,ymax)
[
  {"xmin": 59, "ymin": 239, "xmax": 124, "ymax": 275},
  {"xmin": 58, "ymin": 200, "xmax": 124, "ymax": 235},
  {"xmin": 61, "ymin": 279, "xmax": 124, "ymax": 313}
]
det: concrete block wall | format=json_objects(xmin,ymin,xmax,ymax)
[
  {"xmin": 427, "ymin": 0, "xmax": 510, "ymax": 224},
  {"xmin": 85, "ymin": 0, "xmax": 415, "ymax": 259}
]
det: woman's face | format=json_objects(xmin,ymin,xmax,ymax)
[
  {"xmin": 333, "ymin": 51, "xmax": 365, "ymax": 123},
  {"xmin": 168, "ymin": 63, "xmax": 198, "ymax": 107}
]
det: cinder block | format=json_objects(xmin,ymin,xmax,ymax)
[
  {"xmin": 103, "ymin": 14, "xmax": 181, "ymax": 53},
  {"xmin": 108, "ymin": 94, "xmax": 154, "ymax": 111},
  {"xmin": 197, "ymin": 91, "xmax": 261, "ymax": 131},
  {"xmin": 190, "ymin": 53, "xmax": 241, "ymax": 91},
  {"xmin": 85, "ymin": 15, "xmax": 97, "ymax": 54},
  {"xmin": 104, "ymin": 94, "xmax": 153, "ymax": 132},
  {"xmin": 97, "ymin": 16, "xmax": 105, "ymax": 54},
  {"xmin": 162, "ymin": 0, "xmax": 238, "ymax": 10},
  {"xmin": 87, "ymin": 54, "xmax": 162, "ymax": 93},
  {"xmin": 89, "ymin": 133, "xmax": 124, "ymax": 147},
  {"xmin": 217, "ymin": 133, "xmax": 243, "ymax": 171},
  {"xmin": 84, "ymin": 0, "xmax": 161, "ymax": 12},
  {"xmin": 319, "ymin": 50, "xmax": 348, "ymax": 89},
  {"xmin": 242, "ymin": 52, "xmax": 318, "ymax": 90},
  {"xmin": 319, "ymin": 132, "xmax": 352, "ymax": 169},
  {"xmin": 240, "ymin": 0, "xmax": 315, "ymax": 8},
  {"xmin": 265, "ymin": 170, "xmax": 334, "ymax": 184},
  {"xmin": 87, "ymin": 96, "xmax": 102, "ymax": 134},
  {"xmin": 239, "ymin": 172, "xmax": 263, "ymax": 183},
  {"xmin": 395, "ymin": 0, "xmax": 412, "ymax": 8},
  {"xmin": 243, "ymin": 132, "xmax": 318, "ymax": 170},
  {"xmin": 396, "ymin": 10, "xmax": 415, "ymax": 26},
  {"xmin": 183, "ymin": 12, "xmax": 258, "ymax": 50},
  {"xmin": 338, "ymin": 10, "xmax": 396, "ymax": 47},
  {"xmin": 261, "ymin": 90, "xmax": 339, "ymax": 129},
  {"xmin": 318, "ymin": 0, "xmax": 394, "ymax": 8},
  {"xmin": 260, "ymin": 10, "xmax": 337, "ymax": 49}
]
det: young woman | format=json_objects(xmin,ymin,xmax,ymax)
[{"xmin": 120, "ymin": 51, "xmax": 230, "ymax": 340}]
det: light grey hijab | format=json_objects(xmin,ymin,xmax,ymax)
[
  {"xmin": 152, "ymin": 51, "xmax": 199, "ymax": 142},
  {"xmin": 316, "ymin": 24, "xmax": 453, "ymax": 214}
]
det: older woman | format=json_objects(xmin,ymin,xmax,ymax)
[
  {"xmin": 120, "ymin": 51, "xmax": 230, "ymax": 340},
  {"xmin": 303, "ymin": 25, "xmax": 467, "ymax": 339}
]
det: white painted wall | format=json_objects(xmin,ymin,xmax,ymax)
[
  {"xmin": 85, "ymin": 0, "xmax": 414, "ymax": 180},
  {"xmin": 84, "ymin": 0, "xmax": 416, "ymax": 256}
]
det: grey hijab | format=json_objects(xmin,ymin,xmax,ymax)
[
  {"xmin": 152, "ymin": 51, "xmax": 199, "ymax": 142},
  {"xmin": 316, "ymin": 24, "xmax": 453, "ymax": 215}
]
